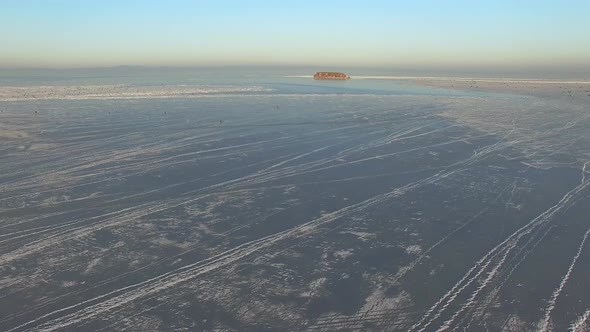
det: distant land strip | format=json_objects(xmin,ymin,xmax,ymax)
[{"xmin": 0, "ymin": 85, "xmax": 274, "ymax": 102}]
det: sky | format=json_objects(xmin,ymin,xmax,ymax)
[{"xmin": 1, "ymin": 0, "xmax": 589, "ymax": 71}]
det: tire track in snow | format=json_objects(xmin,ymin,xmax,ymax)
[
  {"xmin": 571, "ymin": 309, "xmax": 590, "ymax": 332},
  {"xmin": 540, "ymin": 227, "xmax": 590, "ymax": 332},
  {"xmin": 8, "ymin": 141, "xmax": 489, "ymax": 331},
  {"xmin": 410, "ymin": 179, "xmax": 590, "ymax": 332}
]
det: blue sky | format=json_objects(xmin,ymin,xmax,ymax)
[{"xmin": 1, "ymin": 0, "xmax": 589, "ymax": 69}]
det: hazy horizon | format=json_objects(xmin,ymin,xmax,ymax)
[{"xmin": 1, "ymin": 0, "xmax": 589, "ymax": 75}]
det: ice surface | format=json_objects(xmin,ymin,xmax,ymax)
[{"xmin": 1, "ymin": 78, "xmax": 590, "ymax": 331}]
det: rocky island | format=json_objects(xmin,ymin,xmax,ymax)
[{"xmin": 313, "ymin": 72, "xmax": 350, "ymax": 80}]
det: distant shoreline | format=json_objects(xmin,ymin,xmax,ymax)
[
  {"xmin": 284, "ymin": 75, "xmax": 590, "ymax": 84},
  {"xmin": 2, "ymin": 77, "xmax": 590, "ymax": 102},
  {"xmin": 285, "ymin": 74, "xmax": 590, "ymax": 101},
  {"xmin": 0, "ymin": 85, "xmax": 274, "ymax": 102}
]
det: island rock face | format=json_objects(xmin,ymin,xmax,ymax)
[{"xmin": 313, "ymin": 72, "xmax": 350, "ymax": 80}]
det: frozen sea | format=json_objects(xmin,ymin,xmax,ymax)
[{"xmin": 1, "ymin": 68, "xmax": 590, "ymax": 331}]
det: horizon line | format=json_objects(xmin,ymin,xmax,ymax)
[{"xmin": 2, "ymin": 62, "xmax": 590, "ymax": 72}]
